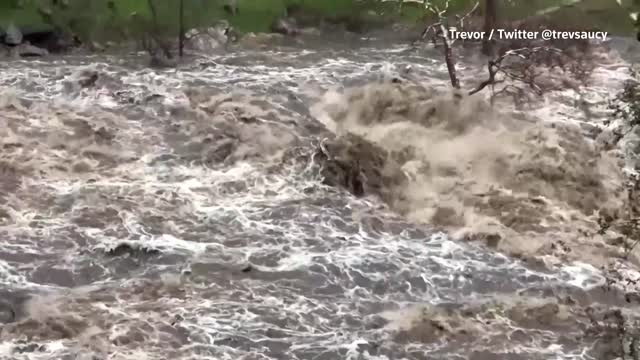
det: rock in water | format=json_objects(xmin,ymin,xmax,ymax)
[
  {"xmin": 0, "ymin": 300, "xmax": 15, "ymax": 323},
  {"xmin": 77, "ymin": 71, "xmax": 99, "ymax": 88},
  {"xmin": 149, "ymin": 53, "xmax": 177, "ymax": 68},
  {"xmin": 238, "ymin": 32, "xmax": 284, "ymax": 49},
  {"xmin": 4, "ymin": 23, "xmax": 23, "ymax": 45},
  {"xmin": 0, "ymin": 44, "xmax": 9, "ymax": 59},
  {"xmin": 11, "ymin": 43, "xmax": 48, "ymax": 57},
  {"xmin": 185, "ymin": 22, "xmax": 231, "ymax": 53},
  {"xmin": 315, "ymin": 134, "xmax": 408, "ymax": 204},
  {"xmin": 270, "ymin": 18, "xmax": 300, "ymax": 36}
]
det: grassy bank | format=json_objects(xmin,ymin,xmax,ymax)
[
  {"xmin": 500, "ymin": 0, "xmax": 636, "ymax": 34},
  {"xmin": 0, "ymin": 0, "xmax": 636, "ymax": 42},
  {"xmin": 0, "ymin": 0, "xmax": 421, "ymax": 36}
]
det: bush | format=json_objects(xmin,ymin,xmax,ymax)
[{"xmin": 611, "ymin": 69, "xmax": 640, "ymax": 132}]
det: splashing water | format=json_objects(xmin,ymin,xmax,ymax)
[{"xmin": 0, "ymin": 37, "xmax": 639, "ymax": 360}]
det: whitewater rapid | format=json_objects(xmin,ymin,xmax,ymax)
[{"xmin": 0, "ymin": 36, "xmax": 638, "ymax": 360}]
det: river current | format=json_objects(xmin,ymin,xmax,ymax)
[{"xmin": 0, "ymin": 34, "xmax": 639, "ymax": 360}]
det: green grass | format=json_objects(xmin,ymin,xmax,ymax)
[
  {"xmin": 0, "ymin": 1, "xmax": 48, "ymax": 31},
  {"xmin": 499, "ymin": 0, "xmax": 636, "ymax": 34},
  {"xmin": 0, "ymin": 0, "xmax": 637, "ymax": 41}
]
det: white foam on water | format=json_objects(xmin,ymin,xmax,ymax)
[{"xmin": 0, "ymin": 42, "xmax": 637, "ymax": 359}]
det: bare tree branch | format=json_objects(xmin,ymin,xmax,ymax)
[
  {"xmin": 418, "ymin": 0, "xmax": 465, "ymax": 89},
  {"xmin": 415, "ymin": 1, "xmax": 595, "ymax": 104},
  {"xmin": 468, "ymin": 60, "xmax": 500, "ymax": 95},
  {"xmin": 455, "ymin": 1, "xmax": 480, "ymax": 32},
  {"xmin": 468, "ymin": 46, "xmax": 563, "ymax": 97}
]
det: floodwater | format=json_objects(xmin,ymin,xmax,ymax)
[{"xmin": 0, "ymin": 34, "xmax": 640, "ymax": 360}]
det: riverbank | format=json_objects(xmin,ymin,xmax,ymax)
[
  {"xmin": 1, "ymin": 0, "xmax": 636, "ymax": 45},
  {"xmin": 0, "ymin": 0, "xmax": 426, "ymax": 39}
]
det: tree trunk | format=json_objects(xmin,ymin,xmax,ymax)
[
  {"xmin": 147, "ymin": 0, "xmax": 172, "ymax": 59},
  {"xmin": 440, "ymin": 25, "xmax": 460, "ymax": 89},
  {"xmin": 179, "ymin": 0, "xmax": 184, "ymax": 57},
  {"xmin": 482, "ymin": 0, "xmax": 497, "ymax": 56},
  {"xmin": 147, "ymin": 0, "xmax": 159, "ymax": 31}
]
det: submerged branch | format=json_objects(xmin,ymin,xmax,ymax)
[{"xmin": 468, "ymin": 60, "xmax": 501, "ymax": 95}]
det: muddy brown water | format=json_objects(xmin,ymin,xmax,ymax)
[{"xmin": 0, "ymin": 34, "xmax": 639, "ymax": 359}]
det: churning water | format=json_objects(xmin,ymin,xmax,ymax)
[{"xmin": 0, "ymin": 35, "xmax": 639, "ymax": 360}]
